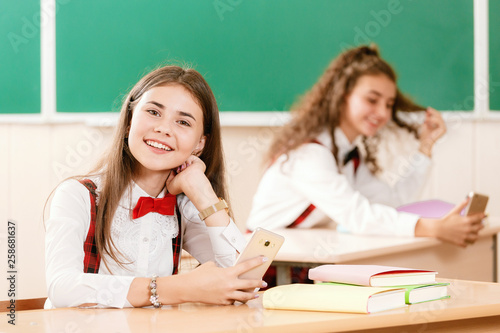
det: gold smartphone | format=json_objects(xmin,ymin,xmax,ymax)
[
  {"xmin": 235, "ymin": 228, "xmax": 284, "ymax": 282},
  {"xmin": 464, "ymin": 192, "xmax": 489, "ymax": 216}
]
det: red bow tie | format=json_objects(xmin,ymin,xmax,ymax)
[{"xmin": 132, "ymin": 194, "xmax": 177, "ymax": 219}]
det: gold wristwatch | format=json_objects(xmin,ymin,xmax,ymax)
[{"xmin": 198, "ymin": 198, "xmax": 229, "ymax": 220}]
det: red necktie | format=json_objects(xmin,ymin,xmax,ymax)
[
  {"xmin": 343, "ymin": 147, "xmax": 360, "ymax": 174},
  {"xmin": 132, "ymin": 194, "xmax": 177, "ymax": 219}
]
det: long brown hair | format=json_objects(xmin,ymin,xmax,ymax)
[
  {"xmin": 266, "ymin": 45, "xmax": 424, "ymax": 174},
  {"xmin": 87, "ymin": 65, "xmax": 227, "ymax": 269}
]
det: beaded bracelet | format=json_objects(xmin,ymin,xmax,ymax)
[{"xmin": 149, "ymin": 275, "xmax": 161, "ymax": 308}]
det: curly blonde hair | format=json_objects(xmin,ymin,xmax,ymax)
[{"xmin": 266, "ymin": 45, "xmax": 424, "ymax": 174}]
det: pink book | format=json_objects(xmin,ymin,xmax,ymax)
[
  {"xmin": 396, "ymin": 199, "xmax": 454, "ymax": 218},
  {"xmin": 308, "ymin": 265, "xmax": 437, "ymax": 287}
]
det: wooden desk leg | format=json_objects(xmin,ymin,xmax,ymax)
[{"xmin": 276, "ymin": 264, "xmax": 291, "ymax": 285}]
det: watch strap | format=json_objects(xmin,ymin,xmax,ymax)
[{"xmin": 198, "ymin": 198, "xmax": 228, "ymax": 220}]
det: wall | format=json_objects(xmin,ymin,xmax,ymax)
[
  {"xmin": 0, "ymin": 0, "xmax": 497, "ymax": 303},
  {"xmin": 1, "ymin": 118, "xmax": 499, "ymax": 300}
]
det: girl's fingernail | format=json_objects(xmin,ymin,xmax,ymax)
[
  {"xmin": 254, "ymin": 294, "xmax": 260, "ymax": 298},
  {"xmin": 262, "ymin": 256, "xmax": 269, "ymax": 262},
  {"xmin": 262, "ymin": 281, "xmax": 268, "ymax": 288}
]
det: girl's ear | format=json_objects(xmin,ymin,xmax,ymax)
[{"xmin": 193, "ymin": 135, "xmax": 207, "ymax": 156}]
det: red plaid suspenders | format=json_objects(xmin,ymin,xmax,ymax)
[
  {"xmin": 171, "ymin": 205, "xmax": 182, "ymax": 275},
  {"xmin": 287, "ymin": 204, "xmax": 316, "ymax": 228},
  {"xmin": 286, "ymin": 139, "xmax": 322, "ymax": 229},
  {"xmin": 79, "ymin": 179, "xmax": 182, "ymax": 275},
  {"xmin": 80, "ymin": 179, "xmax": 101, "ymax": 273}
]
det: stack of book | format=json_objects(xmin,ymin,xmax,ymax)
[{"xmin": 262, "ymin": 265, "xmax": 449, "ymax": 314}]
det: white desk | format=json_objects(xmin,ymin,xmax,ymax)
[{"xmin": 272, "ymin": 219, "xmax": 500, "ymax": 285}]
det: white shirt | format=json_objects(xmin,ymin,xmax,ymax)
[
  {"xmin": 247, "ymin": 128, "xmax": 431, "ymax": 236},
  {"xmin": 45, "ymin": 178, "xmax": 246, "ymax": 309}
]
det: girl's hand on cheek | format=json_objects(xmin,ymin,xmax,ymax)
[
  {"xmin": 165, "ymin": 170, "xmax": 182, "ymax": 195},
  {"xmin": 166, "ymin": 156, "xmax": 222, "ymax": 221},
  {"xmin": 166, "ymin": 155, "xmax": 208, "ymax": 196}
]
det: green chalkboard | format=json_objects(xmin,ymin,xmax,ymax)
[
  {"xmin": 55, "ymin": 0, "xmax": 474, "ymax": 113},
  {"xmin": 490, "ymin": 0, "xmax": 500, "ymax": 111},
  {"xmin": 0, "ymin": 0, "xmax": 40, "ymax": 114}
]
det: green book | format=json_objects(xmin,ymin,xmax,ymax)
[
  {"xmin": 320, "ymin": 282, "xmax": 450, "ymax": 305},
  {"xmin": 387, "ymin": 283, "xmax": 450, "ymax": 304}
]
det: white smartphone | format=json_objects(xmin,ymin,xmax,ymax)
[
  {"xmin": 464, "ymin": 192, "xmax": 489, "ymax": 216},
  {"xmin": 235, "ymin": 228, "xmax": 284, "ymax": 281}
]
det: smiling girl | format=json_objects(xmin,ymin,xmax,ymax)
[
  {"xmin": 247, "ymin": 45, "xmax": 485, "ymax": 252},
  {"xmin": 45, "ymin": 66, "xmax": 266, "ymax": 308}
]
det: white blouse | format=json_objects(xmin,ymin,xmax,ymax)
[
  {"xmin": 247, "ymin": 128, "xmax": 431, "ymax": 236},
  {"xmin": 45, "ymin": 178, "xmax": 246, "ymax": 309}
]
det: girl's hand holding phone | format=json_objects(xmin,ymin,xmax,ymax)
[
  {"xmin": 436, "ymin": 198, "xmax": 486, "ymax": 247},
  {"xmin": 180, "ymin": 257, "xmax": 268, "ymax": 305},
  {"xmin": 415, "ymin": 198, "xmax": 486, "ymax": 247}
]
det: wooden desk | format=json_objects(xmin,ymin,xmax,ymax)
[
  {"xmin": 273, "ymin": 220, "xmax": 500, "ymax": 285},
  {"xmin": 5, "ymin": 279, "xmax": 500, "ymax": 333}
]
